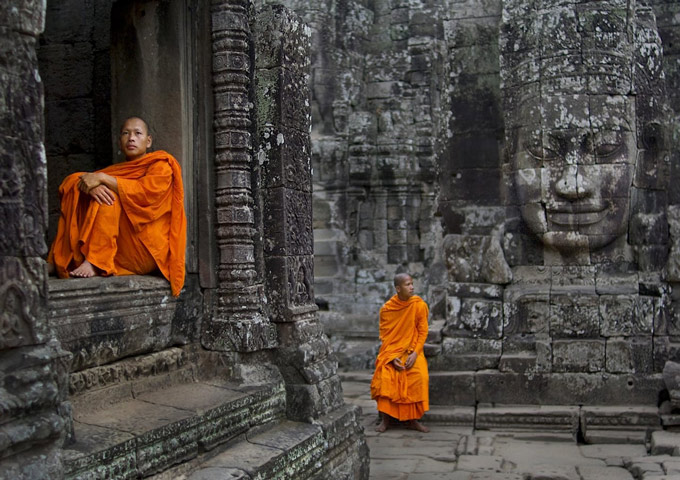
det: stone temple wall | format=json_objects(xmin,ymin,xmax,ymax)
[
  {"xmin": 260, "ymin": 0, "xmax": 453, "ymax": 366},
  {"xmin": 275, "ymin": 0, "xmax": 680, "ymax": 408}
]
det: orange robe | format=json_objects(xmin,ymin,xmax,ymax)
[
  {"xmin": 370, "ymin": 294, "xmax": 429, "ymax": 421},
  {"xmin": 48, "ymin": 150, "xmax": 186, "ymax": 296}
]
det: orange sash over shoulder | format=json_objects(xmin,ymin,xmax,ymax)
[
  {"xmin": 48, "ymin": 150, "xmax": 186, "ymax": 296},
  {"xmin": 370, "ymin": 295, "xmax": 429, "ymax": 420}
]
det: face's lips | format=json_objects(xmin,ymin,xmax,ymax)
[{"xmin": 547, "ymin": 207, "xmax": 608, "ymax": 226}]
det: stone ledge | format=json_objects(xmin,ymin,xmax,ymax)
[
  {"xmin": 63, "ymin": 380, "xmax": 286, "ymax": 479},
  {"xmin": 48, "ymin": 275, "xmax": 190, "ymax": 371}
]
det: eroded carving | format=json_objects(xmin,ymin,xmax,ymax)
[
  {"xmin": 0, "ymin": 284, "xmax": 35, "ymax": 349},
  {"xmin": 502, "ymin": 2, "xmax": 669, "ymax": 265},
  {"xmin": 69, "ymin": 347, "xmax": 189, "ymax": 396}
]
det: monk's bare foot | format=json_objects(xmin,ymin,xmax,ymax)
[
  {"xmin": 47, "ymin": 261, "xmax": 55, "ymax": 276},
  {"xmin": 69, "ymin": 260, "xmax": 99, "ymax": 278},
  {"xmin": 375, "ymin": 416, "xmax": 389, "ymax": 433},
  {"xmin": 407, "ymin": 420, "xmax": 429, "ymax": 433}
]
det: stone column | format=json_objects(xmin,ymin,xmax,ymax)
[
  {"xmin": 254, "ymin": 5, "xmax": 344, "ymax": 421},
  {"xmin": 203, "ymin": 0, "xmax": 277, "ymax": 352},
  {"xmin": 0, "ymin": 2, "xmax": 71, "ymax": 478}
]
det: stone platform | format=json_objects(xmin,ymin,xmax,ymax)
[{"xmin": 341, "ymin": 372, "xmax": 680, "ymax": 480}]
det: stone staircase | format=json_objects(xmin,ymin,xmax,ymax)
[{"xmin": 62, "ymin": 346, "xmax": 343, "ymax": 480}]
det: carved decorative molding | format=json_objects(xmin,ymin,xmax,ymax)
[{"xmin": 205, "ymin": 0, "xmax": 276, "ymax": 352}]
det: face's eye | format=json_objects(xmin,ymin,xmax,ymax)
[
  {"xmin": 593, "ymin": 142, "xmax": 622, "ymax": 158},
  {"xmin": 590, "ymin": 130, "xmax": 625, "ymax": 160},
  {"xmin": 525, "ymin": 143, "xmax": 559, "ymax": 160}
]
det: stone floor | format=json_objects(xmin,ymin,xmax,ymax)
[{"xmin": 341, "ymin": 374, "xmax": 680, "ymax": 480}]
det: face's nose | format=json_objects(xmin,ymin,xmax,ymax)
[{"xmin": 554, "ymin": 164, "xmax": 593, "ymax": 201}]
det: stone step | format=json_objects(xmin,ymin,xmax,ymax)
[
  {"xmin": 63, "ymin": 380, "xmax": 286, "ymax": 479},
  {"xmin": 425, "ymin": 405, "xmax": 476, "ymax": 426},
  {"xmin": 180, "ymin": 420, "xmax": 326, "ymax": 479}
]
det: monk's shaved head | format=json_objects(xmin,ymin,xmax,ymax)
[
  {"xmin": 394, "ymin": 273, "xmax": 412, "ymax": 287},
  {"xmin": 121, "ymin": 116, "xmax": 149, "ymax": 135}
]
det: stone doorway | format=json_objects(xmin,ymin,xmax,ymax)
[{"xmin": 38, "ymin": 0, "xmax": 212, "ymax": 371}]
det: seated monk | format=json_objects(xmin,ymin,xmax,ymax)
[
  {"xmin": 47, "ymin": 117, "xmax": 186, "ymax": 296},
  {"xmin": 370, "ymin": 273, "xmax": 430, "ymax": 433}
]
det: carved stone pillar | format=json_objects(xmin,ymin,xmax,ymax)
[
  {"xmin": 254, "ymin": 4, "xmax": 344, "ymax": 421},
  {"xmin": 0, "ymin": 2, "xmax": 70, "ymax": 478},
  {"xmin": 203, "ymin": 0, "xmax": 277, "ymax": 352}
]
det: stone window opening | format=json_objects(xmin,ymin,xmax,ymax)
[{"xmin": 40, "ymin": 0, "xmax": 213, "ymax": 372}]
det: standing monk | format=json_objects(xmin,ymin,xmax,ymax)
[
  {"xmin": 48, "ymin": 117, "xmax": 186, "ymax": 297},
  {"xmin": 370, "ymin": 273, "xmax": 430, "ymax": 433}
]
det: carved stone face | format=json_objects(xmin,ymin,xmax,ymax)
[{"xmin": 511, "ymin": 94, "xmax": 636, "ymax": 252}]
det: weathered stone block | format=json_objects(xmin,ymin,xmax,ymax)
[
  {"xmin": 259, "ymin": 125, "xmax": 312, "ymax": 192},
  {"xmin": 254, "ymin": 4, "xmax": 310, "ymax": 70},
  {"xmin": 503, "ymin": 291, "xmax": 550, "ymax": 335},
  {"xmin": 263, "ymin": 188, "xmax": 313, "ymax": 256},
  {"xmin": 443, "ymin": 298, "xmax": 502, "ymax": 338},
  {"xmin": 286, "ymin": 376, "xmax": 344, "ymax": 421},
  {"xmin": 553, "ymin": 340, "xmax": 605, "ymax": 373},
  {"xmin": 600, "ymin": 295, "xmax": 652, "ymax": 337},
  {"xmin": 550, "ymin": 294, "xmax": 600, "ymax": 339},
  {"xmin": 594, "ymin": 271, "xmax": 639, "ymax": 295},
  {"xmin": 606, "ymin": 337, "xmax": 654, "ymax": 374},
  {"xmin": 202, "ymin": 315, "xmax": 277, "ymax": 353},
  {"xmin": 387, "ymin": 245, "xmax": 408, "ymax": 263},
  {"xmin": 630, "ymin": 213, "xmax": 668, "ymax": 246},
  {"xmin": 0, "ymin": 0, "xmax": 46, "ymax": 35},
  {"xmin": 449, "ymin": 282, "xmax": 504, "ymax": 300},
  {"xmin": 475, "ymin": 370, "xmax": 662, "ymax": 405},
  {"xmin": 431, "ymin": 337, "xmax": 501, "ymax": 371},
  {"xmin": 499, "ymin": 353, "xmax": 538, "ymax": 374},
  {"xmin": 444, "ymin": 235, "xmax": 511, "ymax": 284},
  {"xmin": 428, "ymin": 371, "xmax": 476, "ymax": 406}
]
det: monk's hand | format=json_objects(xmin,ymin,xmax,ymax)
[
  {"xmin": 89, "ymin": 185, "xmax": 115, "ymax": 205},
  {"xmin": 392, "ymin": 358, "xmax": 406, "ymax": 371},
  {"xmin": 405, "ymin": 351, "xmax": 417, "ymax": 369},
  {"xmin": 78, "ymin": 172, "xmax": 102, "ymax": 194}
]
